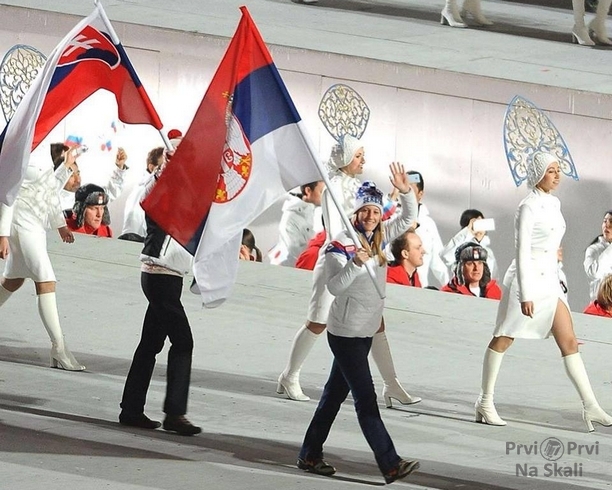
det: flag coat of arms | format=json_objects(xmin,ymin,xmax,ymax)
[
  {"xmin": 0, "ymin": 2, "xmax": 162, "ymax": 205},
  {"xmin": 143, "ymin": 6, "xmax": 322, "ymax": 307}
]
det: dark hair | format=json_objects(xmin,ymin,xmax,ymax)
[
  {"xmin": 299, "ymin": 181, "xmax": 320, "ymax": 196},
  {"xmin": 390, "ymin": 229, "xmax": 417, "ymax": 263},
  {"xmin": 51, "ymin": 143, "xmax": 69, "ymax": 169},
  {"xmin": 460, "ymin": 209, "xmax": 484, "ymax": 228},
  {"xmin": 589, "ymin": 210, "xmax": 612, "ymax": 246},
  {"xmin": 406, "ymin": 170, "xmax": 424, "ymax": 192},
  {"xmin": 146, "ymin": 147, "xmax": 164, "ymax": 170},
  {"xmin": 242, "ymin": 228, "xmax": 262, "ymax": 262}
]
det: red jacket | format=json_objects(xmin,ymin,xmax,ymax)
[
  {"xmin": 386, "ymin": 264, "xmax": 421, "ymax": 287},
  {"xmin": 441, "ymin": 278, "xmax": 502, "ymax": 299},
  {"xmin": 66, "ymin": 215, "xmax": 113, "ymax": 237},
  {"xmin": 295, "ymin": 231, "xmax": 326, "ymax": 271},
  {"xmin": 583, "ymin": 301, "xmax": 612, "ymax": 318}
]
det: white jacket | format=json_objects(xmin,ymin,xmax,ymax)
[
  {"xmin": 584, "ymin": 236, "xmax": 612, "ymax": 300},
  {"xmin": 268, "ymin": 194, "xmax": 316, "ymax": 266},
  {"xmin": 325, "ymin": 190, "xmax": 417, "ymax": 338},
  {"xmin": 415, "ymin": 203, "xmax": 448, "ymax": 288}
]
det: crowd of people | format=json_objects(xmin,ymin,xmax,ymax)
[{"xmin": 3, "ymin": 126, "xmax": 612, "ymax": 484}]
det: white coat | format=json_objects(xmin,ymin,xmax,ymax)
[
  {"xmin": 306, "ymin": 170, "xmax": 361, "ymax": 323},
  {"xmin": 414, "ymin": 203, "xmax": 448, "ymax": 288},
  {"xmin": 493, "ymin": 188, "xmax": 568, "ymax": 339},
  {"xmin": 325, "ymin": 190, "xmax": 418, "ymax": 338},
  {"xmin": 584, "ymin": 236, "xmax": 612, "ymax": 301}
]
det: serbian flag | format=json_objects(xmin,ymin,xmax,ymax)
[
  {"xmin": 0, "ymin": 2, "xmax": 162, "ymax": 205},
  {"xmin": 142, "ymin": 6, "xmax": 322, "ymax": 307}
]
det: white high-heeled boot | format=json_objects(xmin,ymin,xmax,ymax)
[
  {"xmin": 563, "ymin": 352, "xmax": 612, "ymax": 432},
  {"xmin": 441, "ymin": 0, "xmax": 467, "ymax": 28},
  {"xmin": 462, "ymin": 0, "xmax": 493, "ymax": 26},
  {"xmin": 572, "ymin": 0, "xmax": 596, "ymax": 45},
  {"xmin": 370, "ymin": 331, "xmax": 421, "ymax": 408},
  {"xmin": 588, "ymin": 0, "xmax": 612, "ymax": 45},
  {"xmin": 475, "ymin": 348, "xmax": 507, "ymax": 426},
  {"xmin": 37, "ymin": 292, "xmax": 85, "ymax": 371},
  {"xmin": 277, "ymin": 324, "xmax": 320, "ymax": 401}
]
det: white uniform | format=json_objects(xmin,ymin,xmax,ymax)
[
  {"xmin": 120, "ymin": 172, "xmax": 150, "ymax": 238},
  {"xmin": 584, "ymin": 236, "xmax": 612, "ymax": 301},
  {"xmin": 440, "ymin": 226, "xmax": 498, "ymax": 280},
  {"xmin": 325, "ymin": 191, "xmax": 417, "ymax": 338},
  {"xmin": 415, "ymin": 203, "xmax": 448, "ymax": 288},
  {"xmin": 0, "ymin": 158, "xmax": 67, "ymax": 282},
  {"xmin": 307, "ymin": 171, "xmax": 360, "ymax": 323},
  {"xmin": 268, "ymin": 194, "xmax": 317, "ymax": 267},
  {"xmin": 493, "ymin": 188, "xmax": 568, "ymax": 339}
]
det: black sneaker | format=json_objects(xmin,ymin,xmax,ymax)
[
  {"xmin": 297, "ymin": 457, "xmax": 336, "ymax": 476},
  {"xmin": 119, "ymin": 412, "xmax": 161, "ymax": 429},
  {"xmin": 163, "ymin": 415, "xmax": 202, "ymax": 436},
  {"xmin": 383, "ymin": 459, "xmax": 420, "ymax": 484}
]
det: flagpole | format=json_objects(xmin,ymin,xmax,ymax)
[
  {"xmin": 302, "ymin": 134, "xmax": 385, "ymax": 300},
  {"xmin": 94, "ymin": 0, "xmax": 173, "ymax": 152}
]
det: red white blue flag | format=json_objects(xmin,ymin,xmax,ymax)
[
  {"xmin": 0, "ymin": 2, "xmax": 162, "ymax": 205},
  {"xmin": 142, "ymin": 6, "xmax": 322, "ymax": 307}
]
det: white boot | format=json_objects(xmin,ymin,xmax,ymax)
[
  {"xmin": 462, "ymin": 0, "xmax": 493, "ymax": 26},
  {"xmin": 441, "ymin": 0, "xmax": 467, "ymax": 28},
  {"xmin": 37, "ymin": 292, "xmax": 85, "ymax": 371},
  {"xmin": 572, "ymin": 0, "xmax": 595, "ymax": 45},
  {"xmin": 588, "ymin": 0, "xmax": 612, "ymax": 45},
  {"xmin": 277, "ymin": 324, "xmax": 320, "ymax": 401},
  {"xmin": 0, "ymin": 283, "xmax": 13, "ymax": 308},
  {"xmin": 475, "ymin": 348, "xmax": 507, "ymax": 426},
  {"xmin": 371, "ymin": 331, "xmax": 421, "ymax": 408},
  {"xmin": 563, "ymin": 352, "xmax": 612, "ymax": 432}
]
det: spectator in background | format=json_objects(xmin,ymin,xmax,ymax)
[
  {"xmin": 441, "ymin": 242, "xmax": 501, "ymax": 299},
  {"xmin": 119, "ymin": 147, "xmax": 165, "ymax": 242},
  {"xmin": 406, "ymin": 170, "xmax": 448, "ymax": 288},
  {"xmin": 240, "ymin": 228, "xmax": 262, "ymax": 262},
  {"xmin": 386, "ymin": 229, "xmax": 424, "ymax": 287},
  {"xmin": 54, "ymin": 145, "xmax": 128, "ymax": 211},
  {"xmin": 584, "ymin": 210, "xmax": 612, "ymax": 301},
  {"xmin": 584, "ymin": 274, "xmax": 612, "ymax": 317},
  {"xmin": 66, "ymin": 184, "xmax": 113, "ymax": 237},
  {"xmin": 440, "ymin": 208, "xmax": 498, "ymax": 279},
  {"xmin": 268, "ymin": 181, "xmax": 325, "ymax": 267}
]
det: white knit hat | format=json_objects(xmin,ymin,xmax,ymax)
[
  {"xmin": 353, "ymin": 181, "xmax": 384, "ymax": 214},
  {"xmin": 528, "ymin": 152, "xmax": 558, "ymax": 189},
  {"xmin": 328, "ymin": 134, "xmax": 363, "ymax": 170}
]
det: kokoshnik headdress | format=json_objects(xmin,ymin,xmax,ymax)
[
  {"xmin": 0, "ymin": 44, "xmax": 46, "ymax": 123},
  {"xmin": 503, "ymin": 95, "xmax": 579, "ymax": 188},
  {"xmin": 318, "ymin": 84, "xmax": 370, "ymax": 173}
]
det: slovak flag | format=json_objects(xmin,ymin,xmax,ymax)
[
  {"xmin": 0, "ymin": 2, "xmax": 162, "ymax": 205},
  {"xmin": 142, "ymin": 6, "xmax": 322, "ymax": 307}
]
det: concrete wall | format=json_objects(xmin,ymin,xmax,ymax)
[{"xmin": 1, "ymin": 5, "xmax": 611, "ymax": 311}]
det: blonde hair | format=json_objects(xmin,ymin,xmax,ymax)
[
  {"xmin": 357, "ymin": 224, "xmax": 387, "ymax": 267},
  {"xmin": 597, "ymin": 274, "xmax": 612, "ymax": 309}
]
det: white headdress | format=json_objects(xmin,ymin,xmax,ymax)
[{"xmin": 503, "ymin": 96, "xmax": 578, "ymax": 187}]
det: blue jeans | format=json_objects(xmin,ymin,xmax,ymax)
[{"xmin": 299, "ymin": 333, "xmax": 401, "ymax": 475}]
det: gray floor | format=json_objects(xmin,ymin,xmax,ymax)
[
  {"xmin": 2, "ymin": 0, "xmax": 612, "ymax": 95},
  {"xmin": 1, "ymin": 234, "xmax": 612, "ymax": 489}
]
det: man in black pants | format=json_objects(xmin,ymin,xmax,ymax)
[{"xmin": 118, "ymin": 170, "xmax": 200, "ymax": 436}]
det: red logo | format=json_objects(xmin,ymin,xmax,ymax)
[
  {"xmin": 58, "ymin": 25, "xmax": 120, "ymax": 69},
  {"xmin": 214, "ymin": 113, "xmax": 252, "ymax": 203}
]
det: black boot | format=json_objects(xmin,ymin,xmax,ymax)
[
  {"xmin": 163, "ymin": 415, "xmax": 201, "ymax": 436},
  {"xmin": 119, "ymin": 412, "xmax": 161, "ymax": 429}
]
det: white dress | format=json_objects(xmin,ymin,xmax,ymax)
[
  {"xmin": 306, "ymin": 170, "xmax": 360, "ymax": 323},
  {"xmin": 493, "ymin": 188, "xmax": 568, "ymax": 339},
  {"xmin": 0, "ymin": 158, "xmax": 66, "ymax": 282}
]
